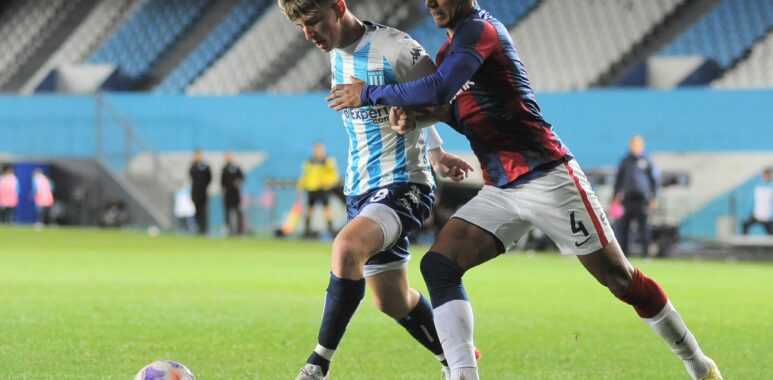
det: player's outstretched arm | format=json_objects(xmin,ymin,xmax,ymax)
[
  {"xmin": 327, "ymin": 52, "xmax": 482, "ymax": 111},
  {"xmin": 428, "ymin": 147, "xmax": 474, "ymax": 183}
]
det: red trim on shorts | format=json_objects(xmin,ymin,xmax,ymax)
[{"xmin": 563, "ymin": 162, "xmax": 608, "ymax": 247}]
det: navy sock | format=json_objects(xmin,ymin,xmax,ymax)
[
  {"xmin": 420, "ymin": 252, "xmax": 468, "ymax": 309},
  {"xmin": 397, "ymin": 293, "xmax": 449, "ymax": 367},
  {"xmin": 307, "ymin": 272, "xmax": 365, "ymax": 375}
]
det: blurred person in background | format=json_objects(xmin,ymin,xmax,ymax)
[
  {"xmin": 32, "ymin": 168, "xmax": 55, "ymax": 227},
  {"xmin": 741, "ymin": 167, "xmax": 773, "ymax": 235},
  {"xmin": 297, "ymin": 141, "xmax": 340, "ymax": 238},
  {"xmin": 613, "ymin": 135, "xmax": 660, "ymax": 257},
  {"xmin": 189, "ymin": 148, "xmax": 212, "ymax": 235},
  {"xmin": 0, "ymin": 165, "xmax": 19, "ymax": 224},
  {"xmin": 174, "ymin": 179, "xmax": 196, "ymax": 234},
  {"xmin": 221, "ymin": 151, "xmax": 245, "ymax": 236}
]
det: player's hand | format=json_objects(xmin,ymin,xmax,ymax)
[
  {"xmin": 429, "ymin": 150, "xmax": 474, "ymax": 182},
  {"xmin": 327, "ymin": 77, "xmax": 366, "ymax": 111},
  {"xmin": 389, "ymin": 107, "xmax": 417, "ymax": 134}
]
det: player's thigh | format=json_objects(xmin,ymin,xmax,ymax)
[
  {"xmin": 430, "ymin": 219, "xmax": 504, "ymax": 271},
  {"xmin": 434, "ymin": 186, "xmax": 532, "ymax": 270},
  {"xmin": 331, "ymin": 216, "xmax": 385, "ymax": 267},
  {"xmin": 527, "ymin": 160, "xmax": 616, "ymax": 255}
]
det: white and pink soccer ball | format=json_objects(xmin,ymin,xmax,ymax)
[{"xmin": 135, "ymin": 360, "xmax": 195, "ymax": 380}]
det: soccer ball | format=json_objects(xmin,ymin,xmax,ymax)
[{"xmin": 134, "ymin": 360, "xmax": 195, "ymax": 380}]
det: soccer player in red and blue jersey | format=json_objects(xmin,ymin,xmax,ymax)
[{"xmin": 327, "ymin": 1, "xmax": 723, "ymax": 379}]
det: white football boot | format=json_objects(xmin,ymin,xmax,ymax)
[{"xmin": 295, "ymin": 364, "xmax": 328, "ymax": 380}]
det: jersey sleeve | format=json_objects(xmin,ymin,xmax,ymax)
[
  {"xmin": 425, "ymin": 125, "xmax": 443, "ymax": 150},
  {"xmin": 379, "ymin": 29, "xmax": 437, "ymax": 83},
  {"xmin": 450, "ymin": 18, "xmax": 499, "ymax": 64},
  {"xmin": 378, "ymin": 28, "xmax": 443, "ymax": 129}
]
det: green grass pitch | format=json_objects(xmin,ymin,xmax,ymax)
[{"xmin": 0, "ymin": 226, "xmax": 770, "ymax": 379}]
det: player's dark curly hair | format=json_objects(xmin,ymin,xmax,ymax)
[{"xmin": 278, "ymin": 0, "xmax": 339, "ymax": 23}]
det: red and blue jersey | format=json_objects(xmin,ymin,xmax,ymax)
[{"xmin": 362, "ymin": 6, "xmax": 571, "ymax": 188}]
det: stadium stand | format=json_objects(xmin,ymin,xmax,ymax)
[
  {"xmin": 89, "ymin": 0, "xmax": 211, "ymax": 87},
  {"xmin": 511, "ymin": 0, "xmax": 685, "ymax": 92},
  {"xmin": 187, "ymin": 3, "xmax": 303, "ymax": 95},
  {"xmin": 0, "ymin": 0, "xmax": 770, "ymax": 95},
  {"xmin": 410, "ymin": 0, "xmax": 539, "ymax": 60},
  {"xmin": 190, "ymin": 0, "xmax": 411, "ymax": 94},
  {"xmin": 659, "ymin": 0, "xmax": 773, "ymax": 69},
  {"xmin": 265, "ymin": 0, "xmax": 419, "ymax": 93},
  {"xmin": 0, "ymin": 0, "xmax": 106, "ymax": 93},
  {"xmin": 155, "ymin": 0, "xmax": 271, "ymax": 93},
  {"xmin": 18, "ymin": 0, "xmax": 143, "ymax": 94},
  {"xmin": 0, "ymin": 0, "xmax": 71, "ymax": 89},
  {"xmin": 714, "ymin": 31, "xmax": 773, "ymax": 88}
]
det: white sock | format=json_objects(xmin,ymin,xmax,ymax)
[
  {"xmin": 450, "ymin": 366, "xmax": 479, "ymax": 380},
  {"xmin": 434, "ymin": 299, "xmax": 478, "ymax": 377},
  {"xmin": 643, "ymin": 301, "xmax": 710, "ymax": 379}
]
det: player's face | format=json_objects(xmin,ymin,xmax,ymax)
[
  {"xmin": 426, "ymin": 0, "xmax": 471, "ymax": 29},
  {"xmin": 297, "ymin": 2, "xmax": 341, "ymax": 52}
]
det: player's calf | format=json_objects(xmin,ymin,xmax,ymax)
[
  {"xmin": 616, "ymin": 269, "xmax": 719, "ymax": 379},
  {"xmin": 421, "ymin": 252, "xmax": 478, "ymax": 379}
]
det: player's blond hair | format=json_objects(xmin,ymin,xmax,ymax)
[{"xmin": 278, "ymin": 0, "xmax": 339, "ymax": 23}]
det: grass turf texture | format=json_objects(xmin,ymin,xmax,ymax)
[{"xmin": 0, "ymin": 226, "xmax": 770, "ymax": 379}]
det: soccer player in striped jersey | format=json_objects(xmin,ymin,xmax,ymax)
[
  {"xmin": 278, "ymin": 1, "xmax": 474, "ymax": 379},
  {"xmin": 327, "ymin": 1, "xmax": 723, "ymax": 379}
]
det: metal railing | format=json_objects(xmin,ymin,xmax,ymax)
[{"xmin": 94, "ymin": 93, "xmax": 176, "ymax": 227}]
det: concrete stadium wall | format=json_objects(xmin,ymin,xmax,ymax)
[{"xmin": 1, "ymin": 89, "xmax": 771, "ymax": 236}]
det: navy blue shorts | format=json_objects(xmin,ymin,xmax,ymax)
[{"xmin": 346, "ymin": 183, "xmax": 434, "ymax": 270}]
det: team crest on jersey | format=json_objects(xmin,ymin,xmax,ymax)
[{"xmin": 367, "ymin": 70, "xmax": 385, "ymax": 85}]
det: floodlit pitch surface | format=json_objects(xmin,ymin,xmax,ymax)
[{"xmin": 0, "ymin": 227, "xmax": 770, "ymax": 379}]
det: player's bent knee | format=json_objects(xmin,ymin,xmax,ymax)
[
  {"xmin": 605, "ymin": 270, "xmax": 633, "ymax": 298},
  {"xmin": 331, "ymin": 236, "xmax": 369, "ymax": 271},
  {"xmin": 420, "ymin": 252, "xmax": 468, "ymax": 308},
  {"xmin": 615, "ymin": 268, "xmax": 668, "ymax": 318}
]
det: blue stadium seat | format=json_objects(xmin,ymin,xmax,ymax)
[
  {"xmin": 409, "ymin": 0, "xmax": 538, "ymax": 58},
  {"xmin": 90, "ymin": 0, "xmax": 210, "ymax": 85},
  {"xmin": 659, "ymin": 0, "xmax": 773, "ymax": 68},
  {"xmin": 154, "ymin": 0, "xmax": 271, "ymax": 94}
]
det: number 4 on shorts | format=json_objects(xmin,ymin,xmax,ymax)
[{"xmin": 570, "ymin": 211, "xmax": 589, "ymax": 237}]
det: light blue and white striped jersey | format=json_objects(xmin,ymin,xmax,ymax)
[{"xmin": 331, "ymin": 22, "xmax": 442, "ymax": 196}]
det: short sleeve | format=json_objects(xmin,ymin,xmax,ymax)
[
  {"xmin": 425, "ymin": 126, "xmax": 444, "ymax": 150},
  {"xmin": 379, "ymin": 28, "xmax": 438, "ymax": 83}
]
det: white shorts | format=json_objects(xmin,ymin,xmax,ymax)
[{"xmin": 452, "ymin": 159, "xmax": 616, "ymax": 255}]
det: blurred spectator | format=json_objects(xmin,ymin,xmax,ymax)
[
  {"xmin": 0, "ymin": 165, "xmax": 19, "ymax": 224},
  {"xmin": 741, "ymin": 167, "xmax": 773, "ymax": 235},
  {"xmin": 32, "ymin": 169, "xmax": 55, "ymax": 227},
  {"xmin": 173, "ymin": 180, "xmax": 196, "ymax": 234},
  {"xmin": 613, "ymin": 135, "xmax": 660, "ymax": 257},
  {"xmin": 221, "ymin": 151, "xmax": 245, "ymax": 236},
  {"xmin": 297, "ymin": 141, "xmax": 339, "ymax": 238},
  {"xmin": 189, "ymin": 148, "xmax": 211, "ymax": 235}
]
